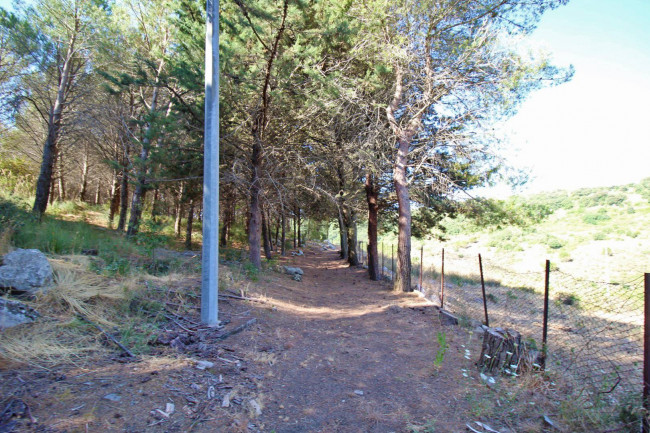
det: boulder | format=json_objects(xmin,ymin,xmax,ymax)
[
  {"xmin": 0, "ymin": 249, "xmax": 54, "ymax": 295},
  {"xmin": 283, "ymin": 266, "xmax": 304, "ymax": 276},
  {"xmin": 0, "ymin": 299, "xmax": 40, "ymax": 328}
]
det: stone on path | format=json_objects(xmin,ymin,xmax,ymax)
[
  {"xmin": 0, "ymin": 249, "xmax": 53, "ymax": 294},
  {"xmin": 283, "ymin": 266, "xmax": 303, "ymax": 276},
  {"xmin": 0, "ymin": 299, "xmax": 40, "ymax": 329}
]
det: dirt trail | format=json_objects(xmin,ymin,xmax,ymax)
[
  {"xmin": 227, "ymin": 245, "xmax": 479, "ymax": 432},
  {"xmin": 0, "ymin": 244, "xmax": 485, "ymax": 433}
]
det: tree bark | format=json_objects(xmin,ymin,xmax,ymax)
[
  {"xmin": 365, "ymin": 173, "xmax": 380, "ymax": 281},
  {"xmin": 32, "ymin": 17, "xmax": 79, "ymax": 216},
  {"xmin": 108, "ymin": 171, "xmax": 120, "ymax": 227},
  {"xmin": 297, "ymin": 207, "xmax": 302, "ymax": 247},
  {"xmin": 79, "ymin": 145, "xmax": 89, "ymax": 201},
  {"xmin": 220, "ymin": 194, "xmax": 233, "ymax": 247},
  {"xmin": 337, "ymin": 204, "xmax": 349, "ymax": 260},
  {"xmin": 247, "ymin": 136, "xmax": 263, "ymax": 269},
  {"xmin": 346, "ymin": 207, "xmax": 358, "ymax": 267},
  {"xmin": 394, "ymin": 138, "xmax": 412, "ymax": 292},
  {"xmin": 280, "ymin": 209, "xmax": 286, "ymax": 256},
  {"xmin": 174, "ymin": 182, "xmax": 185, "ymax": 237},
  {"xmin": 117, "ymin": 170, "xmax": 129, "ymax": 232},
  {"xmin": 94, "ymin": 180, "xmax": 100, "ymax": 205},
  {"xmin": 57, "ymin": 153, "xmax": 66, "ymax": 201},
  {"xmin": 261, "ymin": 204, "xmax": 272, "ymax": 260},
  {"xmin": 185, "ymin": 199, "xmax": 195, "ymax": 249}
]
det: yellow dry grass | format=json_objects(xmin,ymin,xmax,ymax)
[
  {"xmin": 0, "ymin": 226, "xmax": 12, "ymax": 256},
  {"xmin": 0, "ymin": 256, "xmax": 129, "ymax": 369}
]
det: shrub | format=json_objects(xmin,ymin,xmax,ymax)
[{"xmin": 582, "ymin": 209, "xmax": 610, "ymax": 225}]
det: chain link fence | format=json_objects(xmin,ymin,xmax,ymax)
[{"xmin": 374, "ymin": 243, "xmax": 646, "ymax": 400}]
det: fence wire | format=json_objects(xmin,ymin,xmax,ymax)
[{"xmin": 375, "ymin": 244, "xmax": 646, "ymax": 399}]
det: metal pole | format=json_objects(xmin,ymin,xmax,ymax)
[
  {"xmin": 440, "ymin": 248, "xmax": 445, "ymax": 309},
  {"xmin": 201, "ymin": 0, "xmax": 220, "ymax": 326},
  {"xmin": 479, "ymin": 254, "xmax": 489, "ymax": 327},
  {"xmin": 541, "ymin": 260, "xmax": 550, "ymax": 370},
  {"xmin": 419, "ymin": 245, "xmax": 423, "ymax": 290},
  {"xmin": 643, "ymin": 274, "xmax": 650, "ymax": 433}
]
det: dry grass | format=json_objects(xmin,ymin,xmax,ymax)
[
  {"xmin": 0, "ymin": 255, "xmax": 129, "ymax": 369},
  {"xmin": 0, "ymin": 226, "xmax": 12, "ymax": 256}
]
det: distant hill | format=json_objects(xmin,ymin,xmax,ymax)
[{"xmin": 434, "ymin": 178, "xmax": 650, "ymax": 284}]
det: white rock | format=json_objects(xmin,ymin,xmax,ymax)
[
  {"xmin": 196, "ymin": 360, "xmax": 214, "ymax": 370},
  {"xmin": 0, "ymin": 249, "xmax": 53, "ymax": 294}
]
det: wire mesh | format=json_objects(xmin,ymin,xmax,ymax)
[{"xmin": 376, "ymin": 243, "xmax": 646, "ymax": 398}]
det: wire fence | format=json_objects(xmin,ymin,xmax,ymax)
[{"xmin": 366, "ymin": 242, "xmax": 646, "ymax": 400}]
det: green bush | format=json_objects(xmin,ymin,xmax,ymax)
[{"xmin": 582, "ymin": 209, "xmax": 611, "ymax": 225}]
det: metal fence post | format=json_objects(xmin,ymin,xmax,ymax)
[
  {"xmin": 440, "ymin": 248, "xmax": 445, "ymax": 309},
  {"xmin": 643, "ymin": 273, "xmax": 650, "ymax": 433},
  {"xmin": 541, "ymin": 260, "xmax": 550, "ymax": 371},
  {"xmin": 479, "ymin": 254, "xmax": 489, "ymax": 327}
]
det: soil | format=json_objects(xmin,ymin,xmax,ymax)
[{"xmin": 1, "ymin": 245, "xmax": 490, "ymax": 433}]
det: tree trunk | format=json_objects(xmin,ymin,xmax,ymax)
[
  {"xmin": 108, "ymin": 171, "xmax": 120, "ymax": 227},
  {"xmin": 150, "ymin": 187, "xmax": 160, "ymax": 222},
  {"xmin": 293, "ymin": 206, "xmax": 297, "ymax": 249},
  {"xmin": 280, "ymin": 210, "xmax": 286, "ymax": 256},
  {"xmin": 338, "ymin": 206, "xmax": 349, "ymax": 260},
  {"xmin": 297, "ymin": 207, "xmax": 302, "ymax": 247},
  {"xmin": 94, "ymin": 180, "xmax": 100, "ymax": 205},
  {"xmin": 274, "ymin": 217, "xmax": 280, "ymax": 250},
  {"xmin": 32, "ymin": 21, "xmax": 78, "ymax": 216},
  {"xmin": 345, "ymin": 207, "xmax": 358, "ymax": 266},
  {"xmin": 247, "ymin": 137, "xmax": 263, "ymax": 269},
  {"xmin": 57, "ymin": 154, "xmax": 66, "ymax": 201},
  {"xmin": 394, "ymin": 139, "xmax": 412, "ymax": 292},
  {"xmin": 174, "ymin": 182, "xmax": 185, "ymax": 238},
  {"xmin": 79, "ymin": 146, "xmax": 89, "ymax": 201},
  {"xmin": 126, "ymin": 161, "xmax": 148, "ymax": 237},
  {"xmin": 117, "ymin": 170, "xmax": 129, "ymax": 232},
  {"xmin": 125, "ymin": 59, "xmax": 165, "ymax": 237},
  {"xmin": 185, "ymin": 199, "xmax": 195, "ymax": 249},
  {"xmin": 365, "ymin": 173, "xmax": 380, "ymax": 281},
  {"xmin": 261, "ymin": 204, "xmax": 272, "ymax": 260}
]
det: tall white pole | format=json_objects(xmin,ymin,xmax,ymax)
[{"xmin": 202, "ymin": 0, "xmax": 219, "ymax": 325}]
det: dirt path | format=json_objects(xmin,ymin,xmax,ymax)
[
  {"xmin": 1, "ymin": 245, "xmax": 486, "ymax": 433},
  {"xmin": 226, "ymin": 246, "xmax": 480, "ymax": 432}
]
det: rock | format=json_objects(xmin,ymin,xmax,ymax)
[
  {"xmin": 0, "ymin": 299, "xmax": 40, "ymax": 328},
  {"xmin": 291, "ymin": 249, "xmax": 304, "ymax": 256},
  {"xmin": 0, "ymin": 249, "xmax": 53, "ymax": 294},
  {"xmin": 439, "ymin": 309, "xmax": 459, "ymax": 326},
  {"xmin": 283, "ymin": 266, "xmax": 303, "ymax": 276},
  {"xmin": 353, "ymin": 390, "xmax": 364, "ymax": 396},
  {"xmin": 103, "ymin": 393, "xmax": 122, "ymax": 402},
  {"xmin": 292, "ymin": 274, "xmax": 302, "ymax": 282},
  {"xmin": 81, "ymin": 249, "xmax": 98, "ymax": 256},
  {"xmin": 248, "ymin": 399, "xmax": 262, "ymax": 416},
  {"xmin": 195, "ymin": 360, "xmax": 214, "ymax": 370}
]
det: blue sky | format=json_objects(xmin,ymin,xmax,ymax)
[
  {"xmin": 2, "ymin": 0, "xmax": 648, "ymax": 196},
  {"xmin": 490, "ymin": 0, "xmax": 650, "ymax": 196}
]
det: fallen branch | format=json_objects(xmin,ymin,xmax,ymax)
[
  {"xmin": 77, "ymin": 314, "xmax": 135, "ymax": 358},
  {"xmin": 218, "ymin": 294, "xmax": 267, "ymax": 304},
  {"xmin": 217, "ymin": 318, "xmax": 257, "ymax": 340}
]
